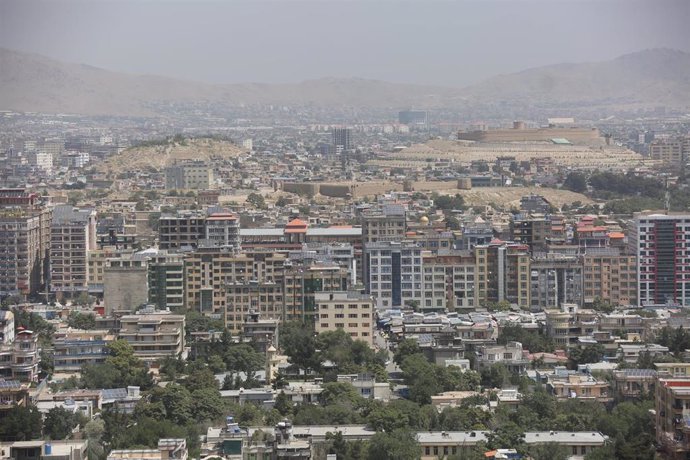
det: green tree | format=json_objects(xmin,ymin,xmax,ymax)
[
  {"xmin": 562, "ymin": 171, "xmax": 587, "ymax": 193},
  {"xmin": 433, "ymin": 193, "xmax": 466, "ymax": 211},
  {"xmin": 366, "ymin": 429, "xmax": 421, "ymax": 460},
  {"xmin": 280, "ymin": 322, "xmax": 320, "ymax": 379},
  {"xmin": 190, "ymin": 387, "xmax": 224, "ymax": 423},
  {"xmin": 274, "ymin": 391, "xmax": 293, "ymax": 416},
  {"xmin": 523, "ymin": 442, "xmax": 569, "ymax": 460},
  {"xmin": 393, "ymin": 338, "xmax": 421, "ymax": 366},
  {"xmin": 67, "ymin": 311, "xmax": 96, "ymax": 330},
  {"xmin": 184, "ymin": 366, "xmax": 218, "ymax": 392},
  {"xmin": 246, "ymin": 192, "xmax": 266, "ymax": 209},
  {"xmin": 0, "ymin": 405, "xmax": 42, "ymax": 441},
  {"xmin": 480, "ymin": 363, "xmax": 510, "ymax": 389},
  {"xmin": 43, "ymin": 407, "xmax": 78, "ymax": 440},
  {"xmin": 225, "ymin": 344, "xmax": 265, "ymax": 380}
]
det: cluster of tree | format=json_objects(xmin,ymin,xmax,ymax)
[
  {"xmin": 497, "ymin": 323, "xmax": 555, "ymax": 353},
  {"xmin": 393, "ymin": 339, "xmax": 480, "ymax": 404},
  {"xmin": 280, "ymin": 323, "xmax": 388, "ymax": 382},
  {"xmin": 0, "ymin": 405, "xmax": 90, "ymax": 442},
  {"xmin": 80, "ymin": 340, "xmax": 154, "ymax": 390},
  {"xmin": 246, "ymin": 192, "xmax": 266, "ymax": 209},
  {"xmin": 432, "ymin": 193, "xmax": 466, "ymax": 212},
  {"xmin": 655, "ymin": 325, "xmax": 690, "ymax": 355},
  {"xmin": 67, "ymin": 311, "xmax": 97, "ymax": 330},
  {"xmin": 489, "ymin": 387, "xmax": 655, "ymax": 460}
]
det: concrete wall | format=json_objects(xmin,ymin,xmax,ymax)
[{"xmin": 103, "ymin": 268, "xmax": 148, "ymax": 315}]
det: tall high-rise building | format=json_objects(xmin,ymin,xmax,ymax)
[
  {"xmin": 0, "ymin": 189, "xmax": 52, "ymax": 299},
  {"xmin": 630, "ymin": 212, "xmax": 690, "ymax": 306},
  {"xmin": 649, "ymin": 138, "xmax": 685, "ymax": 166},
  {"xmin": 50, "ymin": 205, "xmax": 97, "ymax": 298},
  {"xmin": 204, "ymin": 212, "xmax": 240, "ymax": 250},
  {"xmin": 331, "ymin": 128, "xmax": 352, "ymax": 154},
  {"xmin": 364, "ymin": 241, "xmax": 423, "ymax": 309},
  {"xmin": 475, "ymin": 241, "xmax": 530, "ymax": 308},
  {"xmin": 148, "ymin": 252, "xmax": 185, "ymax": 311}
]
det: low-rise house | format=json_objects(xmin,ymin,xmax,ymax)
[
  {"xmin": 613, "ymin": 369, "xmax": 657, "ymax": 400},
  {"xmin": 545, "ymin": 367, "xmax": 611, "ymax": 403},
  {"xmin": 118, "ymin": 311, "xmax": 185, "ymax": 362},
  {"xmin": 0, "ymin": 440, "xmax": 87, "ymax": 460},
  {"xmin": 617, "ymin": 343, "xmax": 669, "ymax": 365},
  {"xmin": 336, "ymin": 374, "xmax": 391, "ymax": 401},
  {"xmin": 108, "ymin": 439, "xmax": 187, "ymax": 460},
  {"xmin": 476, "ymin": 342, "xmax": 529, "ymax": 373},
  {"xmin": 53, "ymin": 329, "xmax": 116, "ymax": 373}
]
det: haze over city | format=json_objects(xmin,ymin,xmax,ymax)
[
  {"xmin": 3, "ymin": 1, "xmax": 690, "ymax": 460},
  {"xmin": 1, "ymin": 0, "xmax": 689, "ymax": 86}
]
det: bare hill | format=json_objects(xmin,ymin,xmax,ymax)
[
  {"xmin": 461, "ymin": 48, "xmax": 690, "ymax": 108},
  {"xmin": 1, "ymin": 47, "xmax": 689, "ymax": 116},
  {"xmin": 97, "ymin": 138, "xmax": 243, "ymax": 174}
]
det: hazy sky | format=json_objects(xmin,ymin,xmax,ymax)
[{"xmin": 1, "ymin": 0, "xmax": 688, "ymax": 87}]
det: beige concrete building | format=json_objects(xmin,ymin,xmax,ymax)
[
  {"xmin": 50, "ymin": 206, "xmax": 97, "ymax": 298},
  {"xmin": 165, "ymin": 160, "xmax": 213, "ymax": 189},
  {"xmin": 0, "ymin": 189, "xmax": 52, "ymax": 299},
  {"xmin": 108, "ymin": 439, "xmax": 187, "ymax": 460},
  {"xmin": 360, "ymin": 207, "xmax": 406, "ymax": 243},
  {"xmin": 650, "ymin": 138, "xmax": 684, "ymax": 165},
  {"xmin": 104, "ymin": 253, "xmax": 149, "ymax": 315},
  {"xmin": 582, "ymin": 249, "xmax": 637, "ymax": 306},
  {"xmin": 118, "ymin": 312, "xmax": 185, "ymax": 361},
  {"xmin": 184, "ymin": 248, "xmax": 287, "ymax": 322},
  {"xmin": 314, "ymin": 291, "xmax": 374, "ymax": 346},
  {"xmin": 475, "ymin": 242, "xmax": 530, "ymax": 308},
  {"xmin": 226, "ymin": 281, "xmax": 284, "ymax": 334}
]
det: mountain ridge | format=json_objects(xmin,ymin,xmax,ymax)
[{"xmin": 1, "ymin": 47, "xmax": 689, "ymax": 116}]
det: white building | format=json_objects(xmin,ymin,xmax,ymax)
[{"xmin": 365, "ymin": 241, "xmax": 423, "ymax": 309}]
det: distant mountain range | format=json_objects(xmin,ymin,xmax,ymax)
[{"xmin": 1, "ymin": 47, "xmax": 689, "ymax": 117}]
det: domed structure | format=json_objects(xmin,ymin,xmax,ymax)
[{"xmin": 420, "ymin": 216, "xmax": 429, "ymax": 224}]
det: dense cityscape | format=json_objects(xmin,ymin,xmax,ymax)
[{"xmin": 2, "ymin": 1, "xmax": 690, "ymax": 460}]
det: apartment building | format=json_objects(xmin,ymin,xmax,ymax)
[
  {"xmin": 0, "ymin": 329, "xmax": 40, "ymax": 383},
  {"xmin": 50, "ymin": 205, "xmax": 97, "ymax": 298},
  {"xmin": 226, "ymin": 281, "xmax": 284, "ymax": 334},
  {"xmin": 655, "ymin": 363, "xmax": 690, "ymax": 456},
  {"xmin": 475, "ymin": 241, "xmax": 530, "ymax": 308},
  {"xmin": 158, "ymin": 212, "xmax": 206, "ymax": 250},
  {"xmin": 53, "ymin": 329, "xmax": 116, "ymax": 373},
  {"xmin": 360, "ymin": 205, "xmax": 406, "ymax": 243},
  {"xmin": 421, "ymin": 251, "xmax": 477, "ymax": 312},
  {"xmin": 104, "ymin": 253, "xmax": 149, "ymax": 315},
  {"xmin": 185, "ymin": 247, "xmax": 287, "ymax": 320},
  {"xmin": 0, "ymin": 189, "xmax": 52, "ymax": 299},
  {"xmin": 545, "ymin": 304, "xmax": 598, "ymax": 348},
  {"xmin": 314, "ymin": 291, "xmax": 374, "ymax": 346},
  {"xmin": 650, "ymin": 138, "xmax": 685, "ymax": 165},
  {"xmin": 630, "ymin": 212, "xmax": 690, "ymax": 306},
  {"xmin": 118, "ymin": 312, "xmax": 185, "ymax": 361},
  {"xmin": 510, "ymin": 213, "xmax": 551, "ymax": 252},
  {"xmin": 165, "ymin": 160, "xmax": 213, "ymax": 189},
  {"xmin": 87, "ymin": 247, "xmax": 116, "ymax": 294},
  {"xmin": 148, "ymin": 252, "xmax": 185, "ymax": 311},
  {"xmin": 582, "ymin": 248, "xmax": 637, "ymax": 306},
  {"xmin": 204, "ymin": 212, "xmax": 240, "ymax": 249},
  {"xmin": 283, "ymin": 264, "xmax": 349, "ymax": 323},
  {"xmin": 530, "ymin": 254, "xmax": 583, "ymax": 311},
  {"xmin": 364, "ymin": 241, "xmax": 423, "ymax": 309}
]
